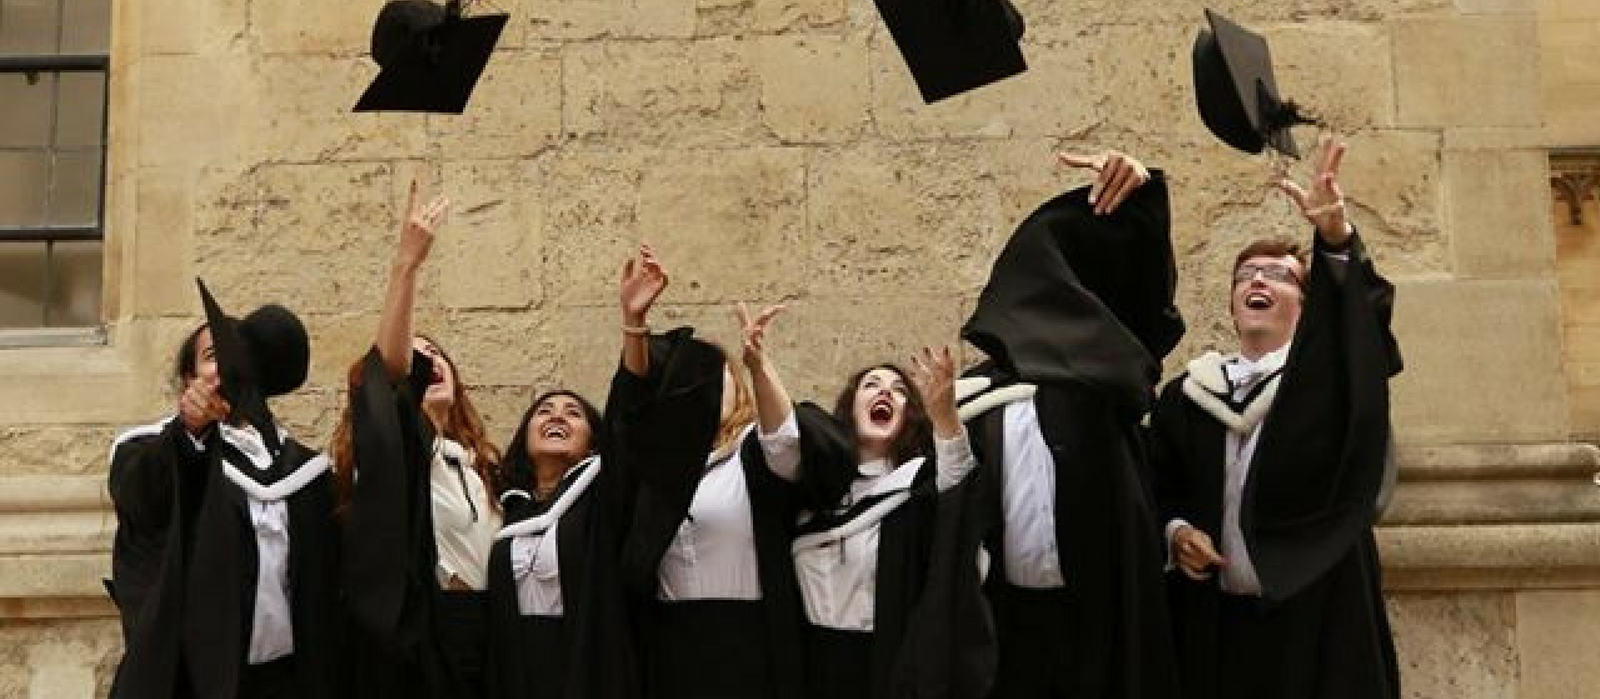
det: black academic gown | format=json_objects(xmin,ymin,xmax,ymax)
[
  {"xmin": 1148, "ymin": 232, "xmax": 1402, "ymax": 699},
  {"xmin": 616, "ymin": 329, "xmax": 825, "ymax": 699},
  {"xmin": 342, "ymin": 348, "xmax": 463, "ymax": 699},
  {"xmin": 788, "ymin": 403, "xmax": 952, "ymax": 699},
  {"xmin": 483, "ymin": 366, "xmax": 646, "ymax": 699},
  {"xmin": 108, "ymin": 418, "xmax": 343, "ymax": 699},
  {"xmin": 939, "ymin": 175, "xmax": 1184, "ymax": 699}
]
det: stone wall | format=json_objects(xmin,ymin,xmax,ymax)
[{"xmin": 0, "ymin": 0, "xmax": 1595, "ymax": 696}]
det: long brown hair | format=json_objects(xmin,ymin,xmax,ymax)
[
  {"xmin": 330, "ymin": 336, "xmax": 504, "ymax": 517},
  {"xmin": 831, "ymin": 363, "xmax": 933, "ymax": 466},
  {"xmin": 714, "ymin": 349, "xmax": 756, "ymax": 457}
]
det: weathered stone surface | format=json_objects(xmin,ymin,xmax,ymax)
[
  {"xmin": 1390, "ymin": 279, "xmax": 1569, "ymax": 443},
  {"xmin": 429, "ymin": 49, "xmax": 564, "ymax": 160},
  {"xmin": 249, "ymin": 0, "xmax": 387, "ymax": 54},
  {"xmin": 805, "ymin": 143, "xmax": 1008, "ymax": 298},
  {"xmin": 1394, "ymin": 17, "xmax": 1542, "ymax": 127},
  {"xmin": 0, "ymin": 619, "xmax": 120, "ymax": 698},
  {"xmin": 1516, "ymin": 590, "xmax": 1600, "ymax": 699},
  {"xmin": 526, "ymin": 0, "xmax": 696, "ymax": 40},
  {"xmin": 128, "ymin": 168, "xmax": 196, "ymax": 316},
  {"xmin": 434, "ymin": 160, "xmax": 544, "ymax": 310},
  {"xmin": 1444, "ymin": 149, "xmax": 1555, "ymax": 278},
  {"xmin": 135, "ymin": 0, "xmax": 248, "ymax": 56},
  {"xmin": 0, "ymin": 427, "xmax": 122, "ymax": 477},
  {"xmin": 1265, "ymin": 22, "xmax": 1396, "ymax": 132},
  {"xmin": 135, "ymin": 55, "xmax": 251, "ymax": 170},
  {"xmin": 751, "ymin": 0, "xmax": 847, "ymax": 32},
  {"xmin": 1387, "ymin": 592, "xmax": 1517, "ymax": 699},
  {"xmin": 565, "ymin": 39, "xmax": 765, "ymax": 148},
  {"xmin": 247, "ymin": 54, "xmax": 431, "ymax": 164},
  {"xmin": 756, "ymin": 34, "xmax": 869, "ymax": 143}
]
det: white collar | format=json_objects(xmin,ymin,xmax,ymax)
[{"xmin": 496, "ymin": 456, "xmax": 601, "ymax": 540}]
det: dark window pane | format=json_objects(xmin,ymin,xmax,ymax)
[
  {"xmin": 0, "ymin": 0, "xmax": 60, "ymax": 54},
  {"xmin": 0, "ymin": 241, "xmax": 46, "ymax": 326},
  {"xmin": 59, "ymin": 0, "xmax": 108, "ymax": 53},
  {"xmin": 0, "ymin": 150, "xmax": 49, "ymax": 226},
  {"xmin": 46, "ymin": 239, "xmax": 99, "ymax": 326},
  {"xmin": 48, "ymin": 149, "xmax": 98, "ymax": 225},
  {"xmin": 56, "ymin": 71, "xmax": 104, "ymax": 147},
  {"xmin": 0, "ymin": 72, "xmax": 53, "ymax": 148}
]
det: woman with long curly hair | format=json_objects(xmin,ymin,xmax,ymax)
[{"xmin": 330, "ymin": 180, "xmax": 503, "ymax": 699}]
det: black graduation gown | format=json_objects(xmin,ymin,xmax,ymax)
[
  {"xmin": 939, "ymin": 174, "xmax": 1184, "ymax": 699},
  {"xmin": 108, "ymin": 417, "xmax": 343, "ymax": 699},
  {"xmin": 616, "ymin": 329, "xmax": 830, "ymax": 699},
  {"xmin": 483, "ymin": 365, "xmax": 648, "ymax": 699},
  {"xmin": 788, "ymin": 403, "xmax": 947, "ymax": 699},
  {"xmin": 1148, "ymin": 232, "xmax": 1402, "ymax": 699},
  {"xmin": 341, "ymin": 348, "xmax": 464, "ymax": 699}
]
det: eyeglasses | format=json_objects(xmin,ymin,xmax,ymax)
[{"xmin": 1232, "ymin": 262, "xmax": 1301, "ymax": 286}]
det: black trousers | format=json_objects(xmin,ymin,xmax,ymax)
[
  {"xmin": 437, "ymin": 590, "xmax": 490, "ymax": 698},
  {"xmin": 238, "ymin": 655, "xmax": 297, "ymax": 699},
  {"xmin": 803, "ymin": 624, "xmax": 872, "ymax": 699},
  {"xmin": 988, "ymin": 583, "xmax": 1074, "ymax": 699},
  {"xmin": 645, "ymin": 599, "xmax": 771, "ymax": 699}
]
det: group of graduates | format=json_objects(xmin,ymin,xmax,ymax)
[{"xmin": 104, "ymin": 130, "xmax": 1403, "ymax": 699}]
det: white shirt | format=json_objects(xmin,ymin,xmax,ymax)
[
  {"xmin": 657, "ymin": 424, "xmax": 766, "ymax": 601},
  {"xmin": 431, "ymin": 438, "xmax": 501, "ymax": 591},
  {"xmin": 1165, "ymin": 345, "xmax": 1290, "ymax": 596},
  {"xmin": 1000, "ymin": 400, "xmax": 1065, "ymax": 589},
  {"xmin": 217, "ymin": 422, "xmax": 297, "ymax": 665},
  {"xmin": 506, "ymin": 457, "xmax": 600, "ymax": 617},
  {"xmin": 792, "ymin": 431, "xmax": 976, "ymax": 631}
]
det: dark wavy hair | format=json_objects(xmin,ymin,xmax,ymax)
[
  {"xmin": 499, "ymin": 389, "xmax": 606, "ymax": 494},
  {"xmin": 830, "ymin": 363, "xmax": 933, "ymax": 466}
]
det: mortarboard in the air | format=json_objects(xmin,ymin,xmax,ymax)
[
  {"xmin": 1191, "ymin": 9, "xmax": 1317, "ymax": 157},
  {"xmin": 873, "ymin": 0, "xmax": 1029, "ymax": 104},
  {"xmin": 195, "ymin": 278, "xmax": 310, "ymax": 457},
  {"xmin": 353, "ymin": 0, "xmax": 509, "ymax": 114}
]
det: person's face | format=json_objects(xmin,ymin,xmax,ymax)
[
  {"xmin": 852, "ymin": 367, "xmax": 910, "ymax": 451},
  {"xmin": 526, "ymin": 393, "xmax": 594, "ymax": 466},
  {"xmin": 413, "ymin": 337, "xmax": 457, "ymax": 412},
  {"xmin": 191, "ymin": 327, "xmax": 219, "ymax": 385},
  {"xmin": 1230, "ymin": 254, "xmax": 1306, "ymax": 343}
]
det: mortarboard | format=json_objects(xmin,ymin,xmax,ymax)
[
  {"xmin": 873, "ymin": 0, "xmax": 1029, "ymax": 104},
  {"xmin": 353, "ymin": 0, "xmax": 509, "ymax": 114},
  {"xmin": 1191, "ymin": 9, "xmax": 1316, "ymax": 157},
  {"xmin": 195, "ymin": 278, "xmax": 310, "ymax": 457}
]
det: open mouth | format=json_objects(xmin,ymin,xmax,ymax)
[
  {"xmin": 541, "ymin": 423, "xmax": 570, "ymax": 442},
  {"xmin": 1244, "ymin": 291, "xmax": 1274, "ymax": 310},
  {"xmin": 868, "ymin": 398, "xmax": 895, "ymax": 426}
]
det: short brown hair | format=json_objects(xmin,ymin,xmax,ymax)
[{"xmin": 1232, "ymin": 237, "xmax": 1310, "ymax": 288}]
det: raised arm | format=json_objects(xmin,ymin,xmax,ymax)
[
  {"xmin": 735, "ymin": 302, "xmax": 801, "ymax": 480},
  {"xmin": 375, "ymin": 179, "xmax": 448, "ymax": 381},
  {"xmin": 910, "ymin": 345, "xmax": 974, "ymax": 492},
  {"xmin": 619, "ymin": 244, "xmax": 669, "ymax": 378}
]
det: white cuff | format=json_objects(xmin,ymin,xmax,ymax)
[
  {"xmin": 934, "ymin": 427, "xmax": 977, "ymax": 493},
  {"xmin": 1163, "ymin": 518, "xmax": 1192, "ymax": 573},
  {"xmin": 757, "ymin": 409, "xmax": 802, "ymax": 482}
]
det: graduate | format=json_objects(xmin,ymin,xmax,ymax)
[
  {"xmin": 330, "ymin": 182, "xmax": 504, "ymax": 698},
  {"xmin": 953, "ymin": 149, "xmax": 1184, "ymax": 699},
  {"xmin": 611, "ymin": 249, "xmax": 818, "ymax": 699},
  {"xmin": 107, "ymin": 284, "xmax": 342, "ymax": 699},
  {"xmin": 1148, "ymin": 134, "xmax": 1402, "ymax": 699},
  {"xmin": 731, "ymin": 301, "xmax": 978, "ymax": 699},
  {"xmin": 481, "ymin": 246, "xmax": 672, "ymax": 699}
]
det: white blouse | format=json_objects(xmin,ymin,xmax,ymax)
[
  {"xmin": 1000, "ymin": 399, "xmax": 1066, "ymax": 589},
  {"xmin": 503, "ymin": 457, "xmax": 600, "ymax": 617},
  {"xmin": 430, "ymin": 437, "xmax": 501, "ymax": 591},
  {"xmin": 656, "ymin": 424, "xmax": 776, "ymax": 601}
]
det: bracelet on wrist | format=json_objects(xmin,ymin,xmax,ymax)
[{"xmin": 622, "ymin": 324, "xmax": 650, "ymax": 336}]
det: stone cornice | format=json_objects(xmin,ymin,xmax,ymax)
[
  {"xmin": 1550, "ymin": 148, "xmax": 1600, "ymax": 226},
  {"xmin": 1, "ymin": 443, "xmax": 1595, "ymax": 617}
]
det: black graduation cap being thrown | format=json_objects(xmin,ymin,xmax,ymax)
[
  {"xmin": 1192, "ymin": 9, "xmax": 1317, "ymax": 157},
  {"xmin": 195, "ymin": 278, "xmax": 310, "ymax": 459},
  {"xmin": 353, "ymin": 0, "xmax": 508, "ymax": 114},
  {"xmin": 873, "ymin": 0, "xmax": 1028, "ymax": 104}
]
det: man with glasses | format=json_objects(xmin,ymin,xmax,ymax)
[{"xmin": 1147, "ymin": 135, "xmax": 1404, "ymax": 699}]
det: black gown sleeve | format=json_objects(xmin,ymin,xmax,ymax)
[
  {"xmin": 108, "ymin": 419, "xmax": 208, "ymax": 646},
  {"xmin": 961, "ymin": 173, "xmax": 1185, "ymax": 417},
  {"xmin": 1243, "ymin": 230, "xmax": 1403, "ymax": 601}
]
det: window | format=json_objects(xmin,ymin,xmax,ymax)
[{"xmin": 0, "ymin": 0, "xmax": 109, "ymax": 331}]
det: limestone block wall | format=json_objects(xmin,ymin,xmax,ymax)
[{"xmin": 0, "ymin": 0, "xmax": 1594, "ymax": 696}]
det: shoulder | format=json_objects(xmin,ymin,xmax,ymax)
[{"xmin": 108, "ymin": 416, "xmax": 178, "ymax": 466}]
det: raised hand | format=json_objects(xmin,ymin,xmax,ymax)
[
  {"xmin": 397, "ymin": 178, "xmax": 449, "ymax": 270},
  {"xmin": 619, "ymin": 243, "xmax": 669, "ymax": 327},
  {"xmin": 178, "ymin": 375, "xmax": 230, "ymax": 437},
  {"xmin": 910, "ymin": 345, "xmax": 960, "ymax": 438},
  {"xmin": 1277, "ymin": 132, "xmax": 1352, "ymax": 248},
  {"xmin": 1058, "ymin": 149, "xmax": 1151, "ymax": 216},
  {"xmin": 733, "ymin": 302, "xmax": 786, "ymax": 371}
]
